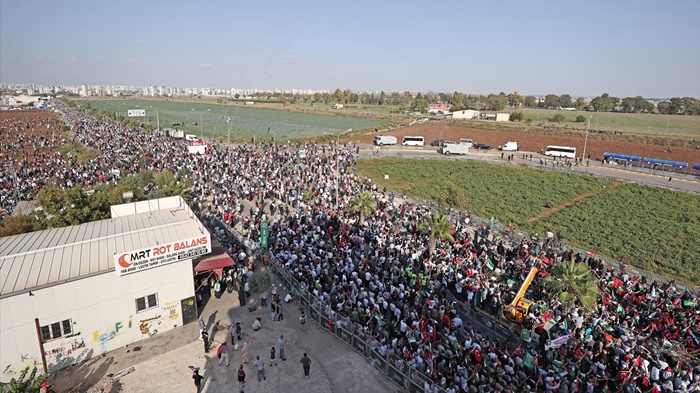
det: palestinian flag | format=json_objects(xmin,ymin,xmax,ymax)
[
  {"xmin": 486, "ymin": 259, "xmax": 495, "ymax": 270},
  {"xmin": 616, "ymin": 304, "xmax": 625, "ymax": 316},
  {"xmin": 683, "ymin": 300, "xmax": 698, "ymax": 307}
]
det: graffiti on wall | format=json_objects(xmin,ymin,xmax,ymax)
[
  {"xmin": 2, "ymin": 354, "xmax": 40, "ymax": 378},
  {"xmin": 138, "ymin": 300, "xmax": 182, "ymax": 337},
  {"xmin": 92, "ymin": 316, "xmax": 133, "ymax": 354}
]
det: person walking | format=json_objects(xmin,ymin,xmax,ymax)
[
  {"xmin": 218, "ymin": 341, "xmax": 230, "ymax": 367},
  {"xmin": 254, "ymin": 355, "xmax": 266, "ymax": 381},
  {"xmin": 271, "ymin": 302, "xmax": 277, "ymax": 321},
  {"xmin": 193, "ymin": 368, "xmax": 204, "ymax": 392},
  {"xmin": 237, "ymin": 365, "xmax": 246, "ymax": 393},
  {"xmin": 270, "ymin": 346, "xmax": 278, "ymax": 367},
  {"xmin": 300, "ymin": 311, "xmax": 307, "ymax": 334},
  {"xmin": 300, "ymin": 353, "xmax": 312, "ymax": 379},
  {"xmin": 214, "ymin": 279, "xmax": 222, "ymax": 299},
  {"xmin": 241, "ymin": 341, "xmax": 250, "ymax": 364},
  {"xmin": 235, "ymin": 322, "xmax": 242, "ymax": 342},
  {"xmin": 229, "ymin": 323, "xmax": 237, "ymax": 346},
  {"xmin": 202, "ymin": 331, "xmax": 210, "ymax": 353},
  {"xmin": 261, "ymin": 290, "xmax": 268, "ymax": 307},
  {"xmin": 198, "ymin": 316, "xmax": 205, "ymax": 340},
  {"xmin": 278, "ymin": 335, "xmax": 287, "ymax": 361}
]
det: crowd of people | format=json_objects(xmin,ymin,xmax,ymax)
[{"xmin": 2, "ymin": 102, "xmax": 699, "ymax": 392}]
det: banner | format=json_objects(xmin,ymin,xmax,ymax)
[
  {"xmin": 127, "ymin": 109, "xmax": 146, "ymax": 117},
  {"xmin": 114, "ymin": 235, "xmax": 211, "ymax": 276},
  {"xmin": 260, "ymin": 221, "xmax": 269, "ymax": 249},
  {"xmin": 545, "ymin": 334, "xmax": 570, "ymax": 350}
]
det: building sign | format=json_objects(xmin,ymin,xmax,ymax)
[
  {"xmin": 127, "ymin": 109, "xmax": 146, "ymax": 117},
  {"xmin": 114, "ymin": 235, "xmax": 211, "ymax": 276}
]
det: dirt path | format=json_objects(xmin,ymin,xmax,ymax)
[{"xmin": 528, "ymin": 180, "xmax": 622, "ymax": 223}]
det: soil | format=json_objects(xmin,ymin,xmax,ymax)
[{"xmin": 349, "ymin": 123, "xmax": 700, "ymax": 165}]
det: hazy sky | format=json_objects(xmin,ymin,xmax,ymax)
[{"xmin": 1, "ymin": 0, "xmax": 699, "ymax": 98}]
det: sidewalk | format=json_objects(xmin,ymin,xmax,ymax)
[{"xmin": 53, "ymin": 273, "xmax": 398, "ymax": 393}]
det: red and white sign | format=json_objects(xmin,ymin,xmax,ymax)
[{"xmin": 114, "ymin": 235, "xmax": 211, "ymax": 276}]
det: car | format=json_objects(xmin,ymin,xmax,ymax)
[
  {"xmin": 473, "ymin": 143, "xmax": 493, "ymax": 150},
  {"xmin": 430, "ymin": 139, "xmax": 445, "ymax": 147}
]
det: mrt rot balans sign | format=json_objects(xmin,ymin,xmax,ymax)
[{"xmin": 114, "ymin": 236, "xmax": 211, "ymax": 276}]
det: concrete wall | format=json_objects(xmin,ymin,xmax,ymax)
[
  {"xmin": 451, "ymin": 110, "xmax": 479, "ymax": 119},
  {"xmin": 0, "ymin": 259, "xmax": 194, "ymax": 382}
]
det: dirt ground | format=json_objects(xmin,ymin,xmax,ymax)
[{"xmin": 350, "ymin": 123, "xmax": 700, "ymax": 165}]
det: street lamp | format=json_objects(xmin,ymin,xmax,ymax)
[
  {"xmin": 324, "ymin": 130, "xmax": 352, "ymax": 211},
  {"xmin": 582, "ymin": 116, "xmax": 592, "ymax": 162}
]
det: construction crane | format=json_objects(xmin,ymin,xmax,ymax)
[{"xmin": 502, "ymin": 267, "xmax": 538, "ymax": 323}]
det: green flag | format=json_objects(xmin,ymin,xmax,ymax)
[
  {"xmin": 523, "ymin": 351, "xmax": 535, "ymax": 370},
  {"xmin": 486, "ymin": 259, "xmax": 495, "ymax": 270}
]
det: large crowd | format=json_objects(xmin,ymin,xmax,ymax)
[{"xmin": 2, "ymin": 103, "xmax": 699, "ymax": 393}]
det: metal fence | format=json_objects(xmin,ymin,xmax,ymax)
[{"xmin": 264, "ymin": 255, "xmax": 450, "ymax": 393}]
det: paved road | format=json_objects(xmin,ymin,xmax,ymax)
[{"xmin": 358, "ymin": 144, "xmax": 700, "ymax": 193}]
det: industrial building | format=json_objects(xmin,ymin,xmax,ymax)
[{"xmin": 0, "ymin": 196, "xmax": 211, "ymax": 381}]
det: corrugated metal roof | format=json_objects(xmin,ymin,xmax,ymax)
[{"xmin": 0, "ymin": 209, "xmax": 207, "ymax": 297}]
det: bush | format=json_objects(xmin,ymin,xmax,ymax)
[
  {"xmin": 550, "ymin": 114, "xmax": 566, "ymax": 123},
  {"xmin": 509, "ymin": 112, "xmax": 524, "ymax": 122},
  {"xmin": 248, "ymin": 271, "xmax": 272, "ymax": 294},
  {"xmin": 575, "ymin": 115, "xmax": 587, "ymax": 122}
]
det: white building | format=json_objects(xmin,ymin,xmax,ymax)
[
  {"xmin": 451, "ymin": 110, "xmax": 480, "ymax": 119},
  {"xmin": 0, "ymin": 196, "xmax": 211, "ymax": 382}
]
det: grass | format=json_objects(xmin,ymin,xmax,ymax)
[
  {"xmin": 75, "ymin": 99, "xmax": 387, "ymax": 141},
  {"xmin": 355, "ymin": 157, "xmax": 700, "ymax": 285},
  {"xmin": 503, "ymin": 108, "xmax": 700, "ymax": 136}
]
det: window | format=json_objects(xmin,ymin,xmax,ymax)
[
  {"xmin": 136, "ymin": 293, "xmax": 159, "ymax": 313},
  {"xmin": 40, "ymin": 319, "xmax": 73, "ymax": 342}
]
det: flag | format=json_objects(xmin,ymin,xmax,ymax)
[
  {"xmin": 634, "ymin": 356, "xmax": 643, "ymax": 367},
  {"xmin": 617, "ymin": 304, "xmax": 625, "ymax": 316},
  {"xmin": 683, "ymin": 300, "xmax": 697, "ymax": 307},
  {"xmin": 587, "ymin": 252, "xmax": 595, "ymax": 258},
  {"xmin": 523, "ymin": 351, "xmax": 535, "ymax": 370},
  {"xmin": 486, "ymin": 259, "xmax": 495, "ymax": 270}
]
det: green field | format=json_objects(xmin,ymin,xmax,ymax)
[
  {"xmin": 509, "ymin": 108, "xmax": 700, "ymax": 136},
  {"xmin": 76, "ymin": 99, "xmax": 386, "ymax": 141},
  {"xmin": 356, "ymin": 158, "xmax": 700, "ymax": 284}
]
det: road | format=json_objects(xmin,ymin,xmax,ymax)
[{"xmin": 357, "ymin": 144, "xmax": 700, "ymax": 193}]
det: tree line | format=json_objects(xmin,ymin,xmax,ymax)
[{"xmin": 239, "ymin": 89, "xmax": 699, "ymax": 116}]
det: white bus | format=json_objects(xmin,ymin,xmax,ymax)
[
  {"xmin": 544, "ymin": 145, "xmax": 577, "ymax": 158},
  {"xmin": 401, "ymin": 136, "xmax": 425, "ymax": 146}
]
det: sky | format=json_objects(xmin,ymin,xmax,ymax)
[{"xmin": 1, "ymin": 0, "xmax": 699, "ymax": 98}]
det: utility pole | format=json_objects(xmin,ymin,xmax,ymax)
[{"xmin": 582, "ymin": 116, "xmax": 591, "ymax": 161}]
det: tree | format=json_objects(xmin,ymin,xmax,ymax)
[
  {"xmin": 0, "ymin": 214, "xmax": 36, "ymax": 236},
  {"xmin": 410, "ymin": 99, "xmax": 428, "ymax": 113},
  {"xmin": 441, "ymin": 182, "xmax": 468, "ymax": 209},
  {"xmin": 559, "ymin": 94, "xmax": 573, "ymax": 108},
  {"xmin": 248, "ymin": 270, "xmax": 272, "ymax": 294},
  {"xmin": 485, "ymin": 94, "xmax": 507, "ymax": 111},
  {"xmin": 7, "ymin": 366, "xmax": 49, "ymax": 393},
  {"xmin": 543, "ymin": 260, "xmax": 600, "ymax": 311},
  {"xmin": 35, "ymin": 186, "xmax": 90, "ymax": 228},
  {"xmin": 418, "ymin": 212, "xmax": 454, "ymax": 255},
  {"xmin": 575, "ymin": 115, "xmax": 587, "ymax": 122},
  {"xmin": 509, "ymin": 112, "xmax": 524, "ymax": 122},
  {"xmin": 544, "ymin": 94, "xmax": 560, "ymax": 108},
  {"xmin": 347, "ymin": 191, "xmax": 375, "ymax": 224},
  {"xmin": 332, "ymin": 89, "xmax": 342, "ymax": 103},
  {"xmin": 575, "ymin": 97, "xmax": 587, "ymax": 110},
  {"xmin": 590, "ymin": 93, "xmax": 614, "ymax": 112},
  {"xmin": 523, "ymin": 96, "xmax": 538, "ymax": 108}
]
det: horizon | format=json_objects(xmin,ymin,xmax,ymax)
[{"xmin": 1, "ymin": 1, "xmax": 699, "ymax": 99}]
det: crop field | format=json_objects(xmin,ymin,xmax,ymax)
[
  {"xmin": 510, "ymin": 108, "xmax": 700, "ymax": 136},
  {"xmin": 355, "ymin": 158, "xmax": 700, "ymax": 284},
  {"xmin": 75, "ymin": 99, "xmax": 385, "ymax": 141}
]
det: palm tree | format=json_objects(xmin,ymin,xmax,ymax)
[
  {"xmin": 418, "ymin": 212, "xmax": 455, "ymax": 254},
  {"xmin": 347, "ymin": 191, "xmax": 375, "ymax": 224},
  {"xmin": 543, "ymin": 259, "xmax": 600, "ymax": 312}
]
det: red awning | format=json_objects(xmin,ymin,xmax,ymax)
[{"xmin": 194, "ymin": 251, "xmax": 235, "ymax": 273}]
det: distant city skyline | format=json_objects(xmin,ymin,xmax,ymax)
[{"xmin": 1, "ymin": 1, "xmax": 699, "ymax": 99}]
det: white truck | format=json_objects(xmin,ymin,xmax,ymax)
[
  {"xmin": 167, "ymin": 129, "xmax": 185, "ymax": 139},
  {"xmin": 373, "ymin": 135, "xmax": 397, "ymax": 146},
  {"xmin": 332, "ymin": 104, "xmax": 344, "ymax": 109},
  {"xmin": 499, "ymin": 141, "xmax": 519, "ymax": 151},
  {"xmin": 459, "ymin": 138, "xmax": 473, "ymax": 148},
  {"xmin": 441, "ymin": 142, "xmax": 469, "ymax": 155},
  {"xmin": 185, "ymin": 134, "xmax": 199, "ymax": 142}
]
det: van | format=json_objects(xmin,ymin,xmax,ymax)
[
  {"xmin": 185, "ymin": 134, "xmax": 199, "ymax": 142},
  {"xmin": 373, "ymin": 135, "xmax": 397, "ymax": 146},
  {"xmin": 499, "ymin": 141, "xmax": 519, "ymax": 151},
  {"xmin": 441, "ymin": 143, "xmax": 469, "ymax": 155},
  {"xmin": 459, "ymin": 138, "xmax": 473, "ymax": 148}
]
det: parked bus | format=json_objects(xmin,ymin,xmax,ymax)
[
  {"xmin": 402, "ymin": 136, "xmax": 425, "ymax": 146},
  {"xmin": 544, "ymin": 145, "xmax": 576, "ymax": 158}
]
